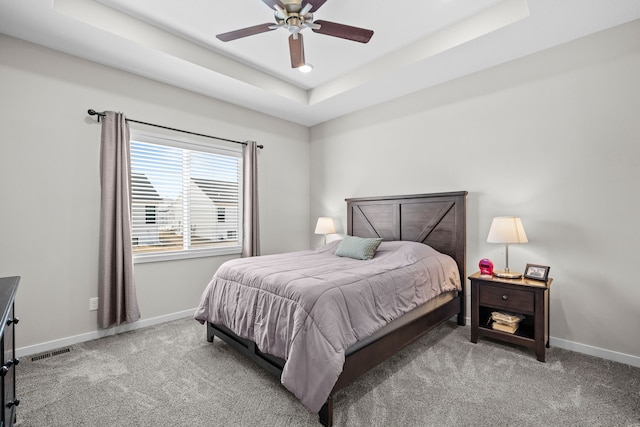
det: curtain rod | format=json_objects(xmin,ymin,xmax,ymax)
[{"xmin": 87, "ymin": 109, "xmax": 263, "ymax": 149}]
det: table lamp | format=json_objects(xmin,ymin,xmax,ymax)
[
  {"xmin": 314, "ymin": 217, "xmax": 335, "ymax": 246},
  {"xmin": 486, "ymin": 216, "xmax": 528, "ymax": 278}
]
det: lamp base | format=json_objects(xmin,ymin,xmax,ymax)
[{"xmin": 493, "ymin": 270, "xmax": 523, "ymax": 279}]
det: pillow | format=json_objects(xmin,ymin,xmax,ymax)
[{"xmin": 334, "ymin": 235, "xmax": 383, "ymax": 260}]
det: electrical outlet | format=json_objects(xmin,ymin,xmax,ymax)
[{"xmin": 89, "ymin": 297, "xmax": 98, "ymax": 311}]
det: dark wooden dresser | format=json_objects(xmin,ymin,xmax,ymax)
[{"xmin": 0, "ymin": 277, "xmax": 19, "ymax": 427}]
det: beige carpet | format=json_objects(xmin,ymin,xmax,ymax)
[{"xmin": 15, "ymin": 317, "xmax": 640, "ymax": 426}]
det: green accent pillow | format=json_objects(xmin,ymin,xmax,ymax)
[{"xmin": 334, "ymin": 235, "xmax": 383, "ymax": 260}]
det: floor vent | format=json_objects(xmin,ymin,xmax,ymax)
[
  {"xmin": 51, "ymin": 347, "xmax": 71, "ymax": 357},
  {"xmin": 31, "ymin": 346, "xmax": 73, "ymax": 362}
]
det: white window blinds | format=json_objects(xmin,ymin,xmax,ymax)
[{"xmin": 130, "ymin": 131, "xmax": 243, "ymax": 262}]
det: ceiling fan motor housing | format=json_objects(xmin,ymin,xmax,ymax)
[{"xmin": 275, "ymin": 4, "xmax": 318, "ymax": 38}]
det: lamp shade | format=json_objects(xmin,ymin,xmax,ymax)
[
  {"xmin": 314, "ymin": 217, "xmax": 336, "ymax": 235},
  {"xmin": 486, "ymin": 216, "xmax": 528, "ymax": 244}
]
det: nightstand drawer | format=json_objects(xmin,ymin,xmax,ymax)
[{"xmin": 479, "ymin": 285, "xmax": 534, "ymax": 313}]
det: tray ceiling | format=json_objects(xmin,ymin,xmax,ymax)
[{"xmin": 1, "ymin": 0, "xmax": 639, "ymax": 126}]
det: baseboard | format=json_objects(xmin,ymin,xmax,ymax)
[
  {"xmin": 462, "ymin": 315, "xmax": 640, "ymax": 368},
  {"xmin": 16, "ymin": 308, "xmax": 196, "ymax": 358},
  {"xmin": 550, "ymin": 337, "xmax": 640, "ymax": 368}
]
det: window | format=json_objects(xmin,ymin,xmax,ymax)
[{"xmin": 130, "ymin": 131, "xmax": 243, "ymax": 262}]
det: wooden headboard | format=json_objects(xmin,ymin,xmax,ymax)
[{"xmin": 346, "ymin": 191, "xmax": 467, "ymax": 281}]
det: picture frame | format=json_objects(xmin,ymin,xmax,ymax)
[{"xmin": 524, "ymin": 264, "xmax": 550, "ymax": 281}]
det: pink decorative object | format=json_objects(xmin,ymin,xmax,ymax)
[{"xmin": 479, "ymin": 258, "xmax": 494, "ymax": 276}]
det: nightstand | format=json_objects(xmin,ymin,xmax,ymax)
[{"xmin": 469, "ymin": 271, "xmax": 552, "ymax": 362}]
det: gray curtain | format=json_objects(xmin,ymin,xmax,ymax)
[
  {"xmin": 98, "ymin": 111, "xmax": 141, "ymax": 328},
  {"xmin": 242, "ymin": 141, "xmax": 260, "ymax": 257}
]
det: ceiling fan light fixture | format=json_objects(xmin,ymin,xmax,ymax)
[
  {"xmin": 300, "ymin": 3, "xmax": 313, "ymax": 16},
  {"xmin": 298, "ymin": 63, "xmax": 313, "ymax": 73},
  {"xmin": 274, "ymin": 4, "xmax": 286, "ymax": 17}
]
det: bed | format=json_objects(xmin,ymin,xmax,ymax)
[{"xmin": 195, "ymin": 191, "xmax": 467, "ymax": 426}]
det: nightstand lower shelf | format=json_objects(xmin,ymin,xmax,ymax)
[{"xmin": 475, "ymin": 324, "xmax": 536, "ymax": 346}]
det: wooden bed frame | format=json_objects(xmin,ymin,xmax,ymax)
[{"xmin": 206, "ymin": 191, "xmax": 467, "ymax": 426}]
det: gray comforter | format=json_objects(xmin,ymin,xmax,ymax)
[{"xmin": 194, "ymin": 240, "xmax": 461, "ymax": 412}]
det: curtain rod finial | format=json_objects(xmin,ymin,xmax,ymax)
[{"xmin": 88, "ymin": 109, "xmax": 105, "ymax": 122}]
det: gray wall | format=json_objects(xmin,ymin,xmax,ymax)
[
  {"xmin": 0, "ymin": 35, "xmax": 310, "ymax": 351},
  {"xmin": 2, "ymin": 18, "xmax": 639, "ymax": 365},
  {"xmin": 310, "ymin": 20, "xmax": 640, "ymax": 363}
]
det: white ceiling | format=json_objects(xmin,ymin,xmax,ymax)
[{"xmin": 1, "ymin": 0, "xmax": 639, "ymax": 126}]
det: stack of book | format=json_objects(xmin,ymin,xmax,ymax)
[{"xmin": 491, "ymin": 311, "xmax": 525, "ymax": 334}]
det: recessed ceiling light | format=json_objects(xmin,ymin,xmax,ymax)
[{"xmin": 298, "ymin": 64, "xmax": 313, "ymax": 73}]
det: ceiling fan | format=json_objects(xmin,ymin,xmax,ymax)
[{"xmin": 216, "ymin": 0, "xmax": 374, "ymax": 69}]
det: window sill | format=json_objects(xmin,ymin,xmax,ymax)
[{"xmin": 133, "ymin": 246, "xmax": 242, "ymax": 264}]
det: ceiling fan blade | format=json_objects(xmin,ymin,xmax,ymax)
[
  {"xmin": 216, "ymin": 23, "xmax": 276, "ymax": 42},
  {"xmin": 288, "ymin": 33, "xmax": 305, "ymax": 68},
  {"xmin": 312, "ymin": 20, "xmax": 373, "ymax": 43},
  {"xmin": 302, "ymin": 0, "xmax": 328, "ymax": 13}
]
